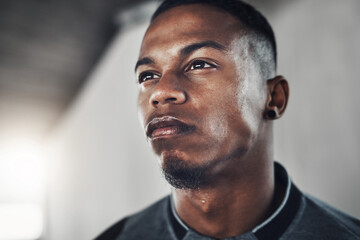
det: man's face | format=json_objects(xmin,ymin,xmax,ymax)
[{"xmin": 136, "ymin": 4, "xmax": 267, "ymax": 188}]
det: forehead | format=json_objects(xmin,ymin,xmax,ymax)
[{"xmin": 140, "ymin": 4, "xmax": 246, "ymax": 56}]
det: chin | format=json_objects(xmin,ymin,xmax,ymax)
[{"xmin": 160, "ymin": 152, "xmax": 209, "ymax": 190}]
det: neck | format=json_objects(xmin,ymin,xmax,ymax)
[{"xmin": 172, "ymin": 133, "xmax": 281, "ymax": 238}]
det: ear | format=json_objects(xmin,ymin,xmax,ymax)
[{"xmin": 264, "ymin": 76, "xmax": 289, "ymax": 120}]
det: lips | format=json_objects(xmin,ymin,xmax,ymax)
[{"xmin": 146, "ymin": 116, "xmax": 194, "ymax": 140}]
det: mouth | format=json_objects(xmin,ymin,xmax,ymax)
[{"xmin": 146, "ymin": 116, "xmax": 195, "ymax": 140}]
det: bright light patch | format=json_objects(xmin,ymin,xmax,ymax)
[
  {"xmin": 0, "ymin": 139, "xmax": 44, "ymax": 201},
  {"xmin": 0, "ymin": 204, "xmax": 43, "ymax": 240},
  {"xmin": 0, "ymin": 138, "xmax": 45, "ymax": 239}
]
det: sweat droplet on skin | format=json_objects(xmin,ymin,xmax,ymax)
[{"xmin": 201, "ymin": 200, "xmax": 206, "ymax": 203}]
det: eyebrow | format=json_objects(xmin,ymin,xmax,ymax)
[
  {"xmin": 134, "ymin": 57, "xmax": 154, "ymax": 72},
  {"xmin": 180, "ymin": 40, "xmax": 226, "ymax": 56},
  {"xmin": 134, "ymin": 40, "xmax": 226, "ymax": 72}
]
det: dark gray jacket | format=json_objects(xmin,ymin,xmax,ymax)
[{"xmin": 95, "ymin": 164, "xmax": 360, "ymax": 240}]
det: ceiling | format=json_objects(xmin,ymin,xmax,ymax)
[{"xmin": 0, "ymin": 0, "xmax": 147, "ymax": 140}]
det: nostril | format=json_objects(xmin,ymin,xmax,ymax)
[{"xmin": 166, "ymin": 97, "xmax": 177, "ymax": 102}]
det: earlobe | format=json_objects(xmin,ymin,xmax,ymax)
[{"xmin": 264, "ymin": 76, "xmax": 289, "ymax": 120}]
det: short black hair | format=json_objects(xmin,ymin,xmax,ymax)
[{"xmin": 151, "ymin": 0, "xmax": 277, "ymax": 70}]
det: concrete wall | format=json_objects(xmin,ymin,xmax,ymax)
[
  {"xmin": 272, "ymin": 0, "xmax": 360, "ymax": 215},
  {"xmin": 45, "ymin": 0, "xmax": 360, "ymax": 239}
]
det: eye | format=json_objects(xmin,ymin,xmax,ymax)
[
  {"xmin": 186, "ymin": 60, "xmax": 216, "ymax": 71},
  {"xmin": 138, "ymin": 71, "xmax": 160, "ymax": 84}
]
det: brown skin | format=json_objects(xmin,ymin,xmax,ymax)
[{"xmin": 136, "ymin": 4, "xmax": 289, "ymax": 239}]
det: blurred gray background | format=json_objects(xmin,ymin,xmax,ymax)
[{"xmin": 0, "ymin": 0, "xmax": 359, "ymax": 239}]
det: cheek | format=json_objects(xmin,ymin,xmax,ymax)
[
  {"xmin": 207, "ymin": 110, "xmax": 229, "ymax": 141},
  {"xmin": 200, "ymin": 99, "xmax": 254, "ymax": 161},
  {"xmin": 199, "ymin": 87, "xmax": 243, "ymax": 144},
  {"xmin": 217, "ymin": 83, "xmax": 260, "ymax": 149},
  {"xmin": 235, "ymin": 80, "xmax": 266, "ymax": 139},
  {"xmin": 228, "ymin": 37, "xmax": 267, "ymax": 135},
  {"xmin": 137, "ymin": 92, "xmax": 149, "ymax": 128}
]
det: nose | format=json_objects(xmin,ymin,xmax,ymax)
[{"xmin": 149, "ymin": 73, "xmax": 187, "ymax": 107}]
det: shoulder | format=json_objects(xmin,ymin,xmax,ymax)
[
  {"xmin": 285, "ymin": 194, "xmax": 360, "ymax": 239},
  {"xmin": 94, "ymin": 195, "xmax": 171, "ymax": 240}
]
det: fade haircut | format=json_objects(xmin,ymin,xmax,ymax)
[{"xmin": 151, "ymin": 0, "xmax": 277, "ymax": 79}]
